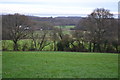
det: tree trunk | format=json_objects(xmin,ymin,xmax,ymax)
[
  {"xmin": 13, "ymin": 41, "xmax": 18, "ymax": 51},
  {"xmin": 93, "ymin": 43, "xmax": 96, "ymax": 52},
  {"xmin": 53, "ymin": 40, "xmax": 56, "ymax": 51},
  {"xmin": 97, "ymin": 43, "xmax": 101, "ymax": 52},
  {"xmin": 39, "ymin": 33, "xmax": 46, "ymax": 51},
  {"xmin": 89, "ymin": 42, "xmax": 92, "ymax": 52},
  {"xmin": 114, "ymin": 44, "xmax": 119, "ymax": 53},
  {"xmin": 33, "ymin": 38, "xmax": 37, "ymax": 50},
  {"xmin": 103, "ymin": 42, "xmax": 107, "ymax": 52},
  {"xmin": 77, "ymin": 40, "xmax": 81, "ymax": 48}
]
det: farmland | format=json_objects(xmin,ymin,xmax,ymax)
[
  {"xmin": 3, "ymin": 51, "xmax": 118, "ymax": 78},
  {"xmin": 2, "ymin": 8, "xmax": 119, "ymax": 79},
  {"xmin": 2, "ymin": 25, "xmax": 75, "ymax": 51},
  {"xmin": 0, "ymin": 51, "xmax": 1, "ymax": 79},
  {"xmin": 3, "ymin": 14, "xmax": 120, "ymax": 52}
]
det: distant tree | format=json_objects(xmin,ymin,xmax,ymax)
[
  {"xmin": 118, "ymin": 19, "xmax": 120, "ymax": 53},
  {"xmin": 0, "ymin": 15, "xmax": 2, "ymax": 51},
  {"xmin": 107, "ymin": 19, "xmax": 119, "ymax": 52},
  {"xmin": 71, "ymin": 30, "xmax": 87, "ymax": 52},
  {"xmin": 2, "ymin": 13, "xmax": 32, "ymax": 51},
  {"xmin": 57, "ymin": 34, "xmax": 71, "ymax": 51},
  {"xmin": 78, "ymin": 8, "xmax": 116, "ymax": 52},
  {"xmin": 0, "ymin": 15, "xmax": 2, "ymax": 40},
  {"xmin": 30, "ymin": 21, "xmax": 53, "ymax": 51},
  {"xmin": 49, "ymin": 27, "xmax": 59, "ymax": 51}
]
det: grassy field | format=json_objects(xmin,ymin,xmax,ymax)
[
  {"xmin": 2, "ymin": 26, "xmax": 75, "ymax": 51},
  {"xmin": 2, "ymin": 40, "xmax": 55, "ymax": 51},
  {"xmin": 55, "ymin": 25, "xmax": 75, "ymax": 29},
  {"xmin": 0, "ymin": 51, "xmax": 2, "ymax": 79},
  {"xmin": 3, "ymin": 51, "xmax": 118, "ymax": 78}
]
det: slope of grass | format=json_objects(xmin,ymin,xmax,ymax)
[
  {"xmin": 3, "ymin": 51, "xmax": 118, "ymax": 78},
  {"xmin": 0, "ymin": 51, "xmax": 2, "ymax": 79}
]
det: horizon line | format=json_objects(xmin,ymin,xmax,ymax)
[{"xmin": 0, "ymin": 13, "xmax": 118, "ymax": 18}]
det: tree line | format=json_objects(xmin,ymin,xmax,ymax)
[{"xmin": 2, "ymin": 8, "xmax": 120, "ymax": 53}]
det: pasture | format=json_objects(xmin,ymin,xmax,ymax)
[
  {"xmin": 0, "ymin": 51, "xmax": 2, "ymax": 79},
  {"xmin": 55, "ymin": 25, "xmax": 75, "ymax": 29},
  {"xmin": 2, "ymin": 25, "xmax": 75, "ymax": 51},
  {"xmin": 3, "ymin": 51, "xmax": 118, "ymax": 78}
]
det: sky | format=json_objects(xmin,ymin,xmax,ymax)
[{"xmin": 0, "ymin": 0, "xmax": 119, "ymax": 17}]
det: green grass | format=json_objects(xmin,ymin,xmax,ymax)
[
  {"xmin": 3, "ymin": 51, "xmax": 118, "ymax": 78},
  {"xmin": 55, "ymin": 26, "xmax": 75, "ymax": 29},
  {"xmin": 0, "ymin": 51, "xmax": 2, "ymax": 79}
]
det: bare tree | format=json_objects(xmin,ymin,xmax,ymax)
[
  {"xmin": 78, "ymin": 8, "xmax": 115, "ymax": 52},
  {"xmin": 71, "ymin": 30, "xmax": 86, "ymax": 52},
  {"xmin": 2, "ymin": 13, "xmax": 31, "ymax": 51},
  {"xmin": 30, "ymin": 21, "xmax": 53, "ymax": 51},
  {"xmin": 49, "ymin": 27, "xmax": 59, "ymax": 51}
]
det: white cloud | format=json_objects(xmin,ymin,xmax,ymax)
[
  {"xmin": 0, "ymin": 0, "xmax": 119, "ymax": 3},
  {"xmin": 0, "ymin": 0, "xmax": 118, "ymax": 17},
  {"xmin": 0, "ymin": 3, "xmax": 96, "ymax": 15}
]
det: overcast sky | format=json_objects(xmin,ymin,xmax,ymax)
[{"xmin": 0, "ymin": 0, "xmax": 119, "ymax": 17}]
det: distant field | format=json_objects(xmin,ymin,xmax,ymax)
[
  {"xmin": 55, "ymin": 25, "xmax": 75, "ymax": 29},
  {"xmin": 2, "ymin": 25, "xmax": 75, "ymax": 51},
  {"xmin": 2, "ymin": 40, "xmax": 55, "ymax": 51},
  {"xmin": 3, "ymin": 51, "xmax": 118, "ymax": 78}
]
